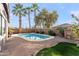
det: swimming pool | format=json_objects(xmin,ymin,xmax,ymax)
[{"xmin": 17, "ymin": 33, "xmax": 54, "ymax": 41}]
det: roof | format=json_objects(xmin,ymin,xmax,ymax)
[{"xmin": 52, "ymin": 23, "xmax": 72, "ymax": 28}]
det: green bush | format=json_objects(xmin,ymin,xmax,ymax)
[
  {"xmin": 36, "ymin": 31, "xmax": 39, "ymax": 33},
  {"xmin": 8, "ymin": 28, "xmax": 14, "ymax": 34},
  {"xmin": 48, "ymin": 30, "xmax": 56, "ymax": 36},
  {"xmin": 57, "ymin": 27, "xmax": 65, "ymax": 37},
  {"xmin": 0, "ymin": 29, "xmax": 1, "ymax": 35},
  {"xmin": 71, "ymin": 23, "xmax": 79, "ymax": 38},
  {"xmin": 35, "ymin": 31, "xmax": 44, "ymax": 34},
  {"xmin": 39, "ymin": 31, "xmax": 44, "ymax": 34}
]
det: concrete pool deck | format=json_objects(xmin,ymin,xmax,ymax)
[{"xmin": 0, "ymin": 36, "xmax": 79, "ymax": 56}]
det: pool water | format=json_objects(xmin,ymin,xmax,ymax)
[{"xmin": 19, "ymin": 33, "xmax": 50, "ymax": 40}]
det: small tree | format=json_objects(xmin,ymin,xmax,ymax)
[{"xmin": 71, "ymin": 23, "xmax": 79, "ymax": 40}]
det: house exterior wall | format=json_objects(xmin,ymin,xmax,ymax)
[
  {"xmin": 64, "ymin": 26, "xmax": 72, "ymax": 39},
  {"xmin": 0, "ymin": 3, "xmax": 8, "ymax": 51}
]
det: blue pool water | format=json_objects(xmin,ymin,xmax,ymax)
[{"xmin": 19, "ymin": 33, "xmax": 49, "ymax": 40}]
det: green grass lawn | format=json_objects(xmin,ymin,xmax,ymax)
[{"xmin": 36, "ymin": 42, "xmax": 79, "ymax": 56}]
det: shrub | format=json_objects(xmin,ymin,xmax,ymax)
[
  {"xmin": 71, "ymin": 23, "xmax": 79, "ymax": 39},
  {"xmin": 0, "ymin": 29, "xmax": 1, "ymax": 32},
  {"xmin": 57, "ymin": 27, "xmax": 65, "ymax": 37},
  {"xmin": 8, "ymin": 28, "xmax": 14, "ymax": 34},
  {"xmin": 48, "ymin": 30, "xmax": 56, "ymax": 36},
  {"xmin": 39, "ymin": 31, "xmax": 44, "ymax": 34},
  {"xmin": 36, "ymin": 31, "xmax": 40, "ymax": 33}
]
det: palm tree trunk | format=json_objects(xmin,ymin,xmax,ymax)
[
  {"xmin": 34, "ymin": 10, "xmax": 36, "ymax": 28},
  {"xmin": 34, "ymin": 10, "xmax": 37, "ymax": 32},
  {"xmin": 19, "ymin": 14, "xmax": 22, "ymax": 33},
  {"xmin": 28, "ymin": 11, "xmax": 31, "ymax": 29}
]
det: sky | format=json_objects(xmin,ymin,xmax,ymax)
[{"xmin": 9, "ymin": 3, "xmax": 79, "ymax": 28}]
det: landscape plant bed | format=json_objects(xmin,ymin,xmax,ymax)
[{"xmin": 36, "ymin": 42, "xmax": 79, "ymax": 56}]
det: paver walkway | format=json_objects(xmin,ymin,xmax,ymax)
[{"xmin": 0, "ymin": 36, "xmax": 78, "ymax": 56}]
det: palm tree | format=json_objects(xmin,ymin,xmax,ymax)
[
  {"xmin": 35, "ymin": 9, "xmax": 58, "ymax": 29},
  {"xmin": 24, "ymin": 7, "xmax": 32, "ymax": 29},
  {"xmin": 45, "ymin": 11, "xmax": 58, "ymax": 28},
  {"xmin": 35, "ymin": 9, "xmax": 47, "ymax": 28},
  {"xmin": 37, "ymin": 9, "xmax": 49, "ymax": 29},
  {"xmin": 35, "ymin": 15, "xmax": 42, "ymax": 28},
  {"xmin": 12, "ymin": 4, "xmax": 26, "ymax": 33},
  {"xmin": 31, "ymin": 3, "xmax": 40, "ymax": 28},
  {"xmin": 40, "ymin": 9, "xmax": 48, "ymax": 28},
  {"xmin": 71, "ymin": 14, "xmax": 79, "ymax": 23}
]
